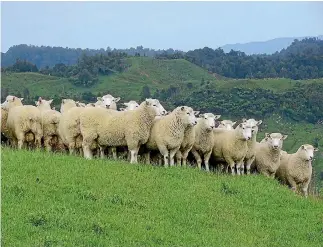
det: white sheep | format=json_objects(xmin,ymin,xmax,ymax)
[
  {"xmin": 190, "ymin": 113, "xmax": 221, "ymax": 171},
  {"xmin": 275, "ymin": 144, "xmax": 319, "ymax": 197},
  {"xmin": 217, "ymin": 120, "xmax": 237, "ymax": 130},
  {"xmin": 60, "ymin": 99, "xmax": 77, "ymax": 113},
  {"xmin": 3, "ymin": 95, "xmax": 42, "ymax": 149},
  {"xmin": 96, "ymin": 94, "xmax": 120, "ymax": 109},
  {"xmin": 80, "ymin": 98, "xmax": 166, "ymax": 163},
  {"xmin": 120, "ymin": 100, "xmax": 140, "ymax": 111},
  {"xmin": 243, "ymin": 118, "xmax": 263, "ymax": 175},
  {"xmin": 212, "ymin": 122, "xmax": 252, "ymax": 175},
  {"xmin": 145, "ymin": 106, "xmax": 198, "ymax": 167},
  {"xmin": 175, "ymin": 110, "xmax": 200, "ymax": 167},
  {"xmin": 253, "ymin": 133, "xmax": 288, "ymax": 178},
  {"xmin": 35, "ymin": 97, "xmax": 62, "ymax": 152}
]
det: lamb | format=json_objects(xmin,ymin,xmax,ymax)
[
  {"xmin": 275, "ymin": 144, "xmax": 318, "ymax": 197},
  {"xmin": 80, "ymin": 98, "xmax": 166, "ymax": 163},
  {"xmin": 60, "ymin": 99, "xmax": 77, "ymax": 113},
  {"xmin": 175, "ymin": 110, "xmax": 200, "ymax": 167},
  {"xmin": 35, "ymin": 97, "xmax": 62, "ymax": 152},
  {"xmin": 190, "ymin": 113, "xmax": 221, "ymax": 171},
  {"xmin": 145, "ymin": 106, "xmax": 198, "ymax": 167},
  {"xmin": 253, "ymin": 133, "xmax": 288, "ymax": 178},
  {"xmin": 212, "ymin": 121, "xmax": 252, "ymax": 175},
  {"xmin": 2, "ymin": 95, "xmax": 42, "ymax": 149},
  {"xmin": 243, "ymin": 118, "xmax": 263, "ymax": 175},
  {"xmin": 217, "ymin": 120, "xmax": 237, "ymax": 130}
]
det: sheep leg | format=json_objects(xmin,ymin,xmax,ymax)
[
  {"xmin": 16, "ymin": 132, "xmax": 25, "ymax": 150},
  {"xmin": 225, "ymin": 157, "xmax": 236, "ymax": 175},
  {"xmin": 175, "ymin": 151, "xmax": 182, "ymax": 166},
  {"xmin": 236, "ymin": 159, "xmax": 245, "ymax": 176},
  {"xmin": 301, "ymin": 180, "xmax": 310, "ymax": 198},
  {"xmin": 43, "ymin": 137, "xmax": 52, "ymax": 152},
  {"xmin": 144, "ymin": 152, "xmax": 151, "ymax": 164},
  {"xmin": 112, "ymin": 147, "xmax": 117, "ymax": 159},
  {"xmin": 204, "ymin": 151, "xmax": 212, "ymax": 172},
  {"xmin": 99, "ymin": 146, "xmax": 107, "ymax": 159},
  {"xmin": 191, "ymin": 148, "xmax": 202, "ymax": 170},
  {"xmin": 129, "ymin": 148, "xmax": 140, "ymax": 164},
  {"xmin": 169, "ymin": 148, "xmax": 179, "ymax": 167},
  {"xmin": 182, "ymin": 149, "xmax": 191, "ymax": 167},
  {"xmin": 245, "ymin": 157, "xmax": 255, "ymax": 175},
  {"xmin": 157, "ymin": 145, "xmax": 169, "ymax": 167}
]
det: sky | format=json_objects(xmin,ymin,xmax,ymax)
[{"xmin": 1, "ymin": 1, "xmax": 323, "ymax": 52}]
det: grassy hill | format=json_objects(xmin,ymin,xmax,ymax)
[
  {"xmin": 1, "ymin": 57, "xmax": 323, "ymax": 188},
  {"xmin": 2, "ymin": 148, "xmax": 323, "ymax": 246}
]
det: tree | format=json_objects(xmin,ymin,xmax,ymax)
[{"xmin": 141, "ymin": 85, "xmax": 151, "ymax": 100}]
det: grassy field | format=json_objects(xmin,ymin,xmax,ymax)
[{"xmin": 1, "ymin": 147, "xmax": 323, "ymax": 246}]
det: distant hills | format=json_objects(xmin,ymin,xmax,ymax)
[{"xmin": 221, "ymin": 35, "xmax": 323, "ymax": 55}]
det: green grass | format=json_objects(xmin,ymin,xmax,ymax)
[{"xmin": 2, "ymin": 148, "xmax": 323, "ymax": 246}]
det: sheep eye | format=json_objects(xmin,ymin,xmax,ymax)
[{"xmin": 153, "ymin": 104, "xmax": 156, "ymax": 106}]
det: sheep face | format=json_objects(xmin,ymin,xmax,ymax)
[
  {"xmin": 264, "ymin": 133, "xmax": 288, "ymax": 150},
  {"xmin": 179, "ymin": 106, "xmax": 197, "ymax": 127},
  {"xmin": 1, "ymin": 95, "xmax": 23, "ymax": 110},
  {"xmin": 97, "ymin": 94, "xmax": 120, "ymax": 109},
  {"xmin": 237, "ymin": 122, "xmax": 252, "ymax": 141},
  {"xmin": 145, "ymin": 98, "xmax": 165, "ymax": 116},
  {"xmin": 218, "ymin": 120, "xmax": 236, "ymax": 130},
  {"xmin": 298, "ymin": 144, "xmax": 319, "ymax": 161},
  {"xmin": 123, "ymin": 100, "xmax": 139, "ymax": 111},
  {"xmin": 200, "ymin": 113, "xmax": 221, "ymax": 131},
  {"xmin": 244, "ymin": 118, "xmax": 262, "ymax": 136}
]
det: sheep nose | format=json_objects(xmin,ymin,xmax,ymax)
[
  {"xmin": 106, "ymin": 105, "xmax": 110, "ymax": 108},
  {"xmin": 309, "ymin": 156, "xmax": 313, "ymax": 160},
  {"xmin": 274, "ymin": 145, "xmax": 278, "ymax": 148},
  {"xmin": 162, "ymin": 110, "xmax": 167, "ymax": 115}
]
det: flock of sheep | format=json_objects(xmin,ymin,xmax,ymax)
[{"xmin": 1, "ymin": 94, "xmax": 319, "ymax": 197}]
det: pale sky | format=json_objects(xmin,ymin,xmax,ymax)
[{"xmin": 1, "ymin": 1, "xmax": 323, "ymax": 52}]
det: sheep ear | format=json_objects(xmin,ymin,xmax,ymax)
[
  {"xmin": 145, "ymin": 99, "xmax": 151, "ymax": 105},
  {"xmin": 38, "ymin": 97, "xmax": 42, "ymax": 101},
  {"xmin": 35, "ymin": 101, "xmax": 38, "ymax": 105},
  {"xmin": 282, "ymin": 135, "xmax": 288, "ymax": 140},
  {"xmin": 257, "ymin": 120, "xmax": 263, "ymax": 125},
  {"xmin": 314, "ymin": 148, "xmax": 319, "ymax": 152},
  {"xmin": 20, "ymin": 98, "xmax": 24, "ymax": 101},
  {"xmin": 242, "ymin": 118, "xmax": 247, "ymax": 122},
  {"xmin": 232, "ymin": 121, "xmax": 237, "ymax": 126},
  {"xmin": 124, "ymin": 102, "xmax": 129, "ymax": 107},
  {"xmin": 114, "ymin": 97, "xmax": 120, "ymax": 102},
  {"xmin": 301, "ymin": 145, "xmax": 305, "ymax": 149},
  {"xmin": 181, "ymin": 106, "xmax": 185, "ymax": 111},
  {"xmin": 194, "ymin": 111, "xmax": 200, "ymax": 116},
  {"xmin": 265, "ymin": 133, "xmax": 270, "ymax": 138},
  {"xmin": 12, "ymin": 96, "xmax": 15, "ymax": 101},
  {"xmin": 48, "ymin": 99, "xmax": 53, "ymax": 105},
  {"xmin": 97, "ymin": 97, "xmax": 103, "ymax": 101},
  {"xmin": 215, "ymin": 115, "xmax": 221, "ymax": 120},
  {"xmin": 239, "ymin": 123, "xmax": 243, "ymax": 127},
  {"xmin": 198, "ymin": 114, "xmax": 204, "ymax": 118}
]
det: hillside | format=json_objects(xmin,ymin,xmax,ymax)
[
  {"xmin": 221, "ymin": 35, "xmax": 323, "ymax": 55},
  {"xmin": 2, "ymin": 148, "xmax": 323, "ymax": 246},
  {"xmin": 1, "ymin": 57, "xmax": 323, "ymax": 189}
]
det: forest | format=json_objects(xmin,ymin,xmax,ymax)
[{"xmin": 2, "ymin": 38, "xmax": 323, "ymax": 80}]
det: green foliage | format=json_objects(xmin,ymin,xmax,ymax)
[
  {"xmin": 185, "ymin": 38, "xmax": 323, "ymax": 80},
  {"xmin": 5, "ymin": 59, "xmax": 39, "ymax": 73},
  {"xmin": 2, "ymin": 148, "xmax": 323, "ymax": 246}
]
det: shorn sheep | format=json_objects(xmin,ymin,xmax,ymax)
[
  {"xmin": 253, "ymin": 133, "xmax": 288, "ymax": 178},
  {"xmin": 2, "ymin": 95, "xmax": 42, "ymax": 149},
  {"xmin": 80, "ymin": 98, "xmax": 166, "ymax": 163},
  {"xmin": 275, "ymin": 144, "xmax": 318, "ymax": 197},
  {"xmin": 145, "ymin": 106, "xmax": 198, "ymax": 167},
  {"xmin": 212, "ymin": 122, "xmax": 253, "ymax": 175},
  {"xmin": 191, "ymin": 113, "xmax": 221, "ymax": 171}
]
